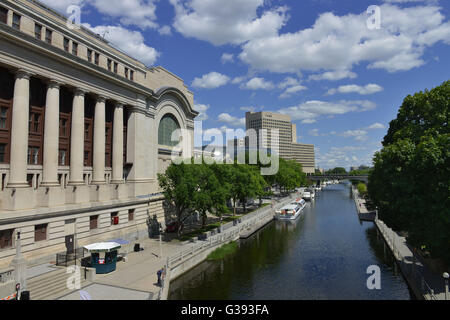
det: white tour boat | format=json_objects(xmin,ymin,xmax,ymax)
[{"xmin": 275, "ymin": 198, "xmax": 306, "ymax": 220}]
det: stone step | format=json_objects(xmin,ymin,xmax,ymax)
[
  {"xmin": 28, "ymin": 267, "xmax": 68, "ymax": 287},
  {"xmin": 32, "ymin": 279, "xmax": 90, "ymax": 301},
  {"xmin": 27, "ymin": 266, "xmax": 89, "ymax": 300}
]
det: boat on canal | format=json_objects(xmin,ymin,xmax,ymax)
[{"xmin": 275, "ymin": 198, "xmax": 306, "ymax": 220}]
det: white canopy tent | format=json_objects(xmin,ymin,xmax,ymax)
[{"xmin": 83, "ymin": 242, "xmax": 121, "ymax": 253}]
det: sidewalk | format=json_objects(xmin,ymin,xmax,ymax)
[{"xmin": 357, "ymin": 193, "xmax": 448, "ymax": 300}]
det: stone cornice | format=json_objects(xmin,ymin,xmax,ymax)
[
  {"xmin": 0, "ymin": 22, "xmax": 155, "ymax": 99},
  {"xmin": 5, "ymin": 0, "xmax": 147, "ymax": 72}
]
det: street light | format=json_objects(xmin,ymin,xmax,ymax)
[
  {"xmin": 159, "ymin": 225, "xmax": 163, "ymax": 259},
  {"xmin": 443, "ymin": 272, "xmax": 449, "ymax": 300}
]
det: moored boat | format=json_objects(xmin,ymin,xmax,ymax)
[{"xmin": 275, "ymin": 198, "xmax": 306, "ymax": 220}]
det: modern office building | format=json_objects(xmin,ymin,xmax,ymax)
[
  {"xmin": 245, "ymin": 111, "xmax": 315, "ymax": 174},
  {"xmin": 0, "ymin": 0, "xmax": 197, "ymax": 269}
]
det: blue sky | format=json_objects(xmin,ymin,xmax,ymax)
[{"xmin": 42, "ymin": 0, "xmax": 450, "ymax": 169}]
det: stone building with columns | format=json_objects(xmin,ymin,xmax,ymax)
[{"xmin": 0, "ymin": 0, "xmax": 197, "ymax": 269}]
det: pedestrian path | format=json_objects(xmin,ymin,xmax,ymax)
[{"xmin": 356, "ymin": 192, "xmax": 448, "ymax": 300}]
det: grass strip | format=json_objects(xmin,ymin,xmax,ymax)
[{"xmin": 207, "ymin": 241, "xmax": 238, "ymax": 261}]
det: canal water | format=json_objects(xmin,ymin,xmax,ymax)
[{"xmin": 168, "ymin": 183, "xmax": 412, "ymax": 300}]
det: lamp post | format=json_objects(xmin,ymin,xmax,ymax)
[
  {"xmin": 444, "ymin": 272, "xmax": 449, "ymax": 300},
  {"xmin": 159, "ymin": 225, "xmax": 162, "ymax": 259}
]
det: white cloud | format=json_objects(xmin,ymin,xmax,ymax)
[
  {"xmin": 279, "ymin": 85, "xmax": 307, "ymax": 99},
  {"xmin": 191, "ymin": 72, "xmax": 230, "ymax": 89},
  {"xmin": 278, "ymin": 77, "xmax": 300, "ymax": 89},
  {"xmin": 277, "ymin": 100, "xmax": 376, "ymax": 123},
  {"xmin": 308, "ymin": 129, "xmax": 320, "ymax": 136},
  {"xmin": 241, "ymin": 77, "xmax": 275, "ymax": 90},
  {"xmin": 194, "ymin": 104, "xmax": 209, "ymax": 121},
  {"xmin": 169, "ymin": 0, "xmax": 288, "ymax": 45},
  {"xmin": 231, "ymin": 76, "xmax": 246, "ymax": 84},
  {"xmin": 221, "ymin": 53, "xmax": 234, "ymax": 64},
  {"xmin": 89, "ymin": 0, "xmax": 159, "ymax": 29},
  {"xmin": 366, "ymin": 122, "xmax": 386, "ymax": 130},
  {"xmin": 40, "ymin": 0, "xmax": 84, "ymax": 13},
  {"xmin": 84, "ymin": 24, "xmax": 159, "ymax": 65},
  {"xmin": 158, "ymin": 25, "xmax": 172, "ymax": 36},
  {"xmin": 239, "ymin": 4, "xmax": 450, "ymax": 74},
  {"xmin": 327, "ymin": 84, "xmax": 383, "ymax": 95},
  {"xmin": 218, "ymin": 113, "xmax": 246, "ymax": 127},
  {"xmin": 309, "ymin": 70, "xmax": 357, "ymax": 81}
]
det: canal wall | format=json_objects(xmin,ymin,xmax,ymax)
[
  {"xmin": 351, "ymin": 186, "xmax": 376, "ymax": 221},
  {"xmin": 157, "ymin": 193, "xmax": 300, "ymax": 300},
  {"xmin": 352, "ymin": 185, "xmax": 445, "ymax": 300}
]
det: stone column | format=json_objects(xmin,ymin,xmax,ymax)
[
  {"xmin": 68, "ymin": 89, "xmax": 85, "ymax": 185},
  {"xmin": 111, "ymin": 102, "xmax": 124, "ymax": 184},
  {"xmin": 41, "ymin": 80, "xmax": 61, "ymax": 187},
  {"xmin": 8, "ymin": 70, "xmax": 31, "ymax": 188},
  {"xmin": 92, "ymin": 96, "xmax": 106, "ymax": 184}
]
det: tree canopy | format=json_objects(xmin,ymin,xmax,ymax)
[
  {"xmin": 158, "ymin": 155, "xmax": 307, "ymax": 238},
  {"xmin": 368, "ymin": 80, "xmax": 450, "ymax": 263}
]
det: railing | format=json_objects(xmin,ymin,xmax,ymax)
[
  {"xmin": 0, "ymin": 268, "xmax": 14, "ymax": 284},
  {"xmin": 156, "ymin": 193, "xmax": 299, "ymax": 300},
  {"xmin": 375, "ymin": 217, "xmax": 439, "ymax": 300},
  {"xmin": 55, "ymin": 247, "xmax": 85, "ymax": 267}
]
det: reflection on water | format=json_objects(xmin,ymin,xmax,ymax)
[{"xmin": 169, "ymin": 183, "xmax": 412, "ymax": 300}]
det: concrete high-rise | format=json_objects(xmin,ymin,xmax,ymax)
[{"xmin": 245, "ymin": 111, "xmax": 315, "ymax": 174}]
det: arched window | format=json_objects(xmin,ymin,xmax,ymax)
[{"xmin": 158, "ymin": 114, "xmax": 180, "ymax": 147}]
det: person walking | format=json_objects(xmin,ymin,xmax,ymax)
[{"xmin": 157, "ymin": 268, "xmax": 163, "ymax": 286}]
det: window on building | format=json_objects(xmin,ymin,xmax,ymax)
[
  {"xmin": 125, "ymin": 68, "xmax": 129, "ymax": 79},
  {"xmin": 111, "ymin": 212, "xmax": 119, "ymax": 225},
  {"xmin": 12, "ymin": 13, "xmax": 20, "ymax": 30},
  {"xmin": 87, "ymin": 49, "xmax": 92, "ymax": 62},
  {"xmin": 94, "ymin": 53, "xmax": 99, "ymax": 65},
  {"xmin": 27, "ymin": 174, "xmax": 33, "ymax": 187},
  {"xmin": 128, "ymin": 209, "xmax": 135, "ymax": 221},
  {"xmin": 34, "ymin": 23, "xmax": 42, "ymax": 40},
  {"xmin": 130, "ymin": 70, "xmax": 134, "ymax": 81},
  {"xmin": 72, "ymin": 42, "xmax": 78, "ymax": 56},
  {"xmin": 63, "ymin": 37, "xmax": 70, "ymax": 52},
  {"xmin": 27, "ymin": 147, "xmax": 40, "ymax": 165},
  {"xmin": 89, "ymin": 215, "xmax": 98, "ymax": 230},
  {"xmin": 45, "ymin": 29, "xmax": 52, "ymax": 44},
  {"xmin": 107, "ymin": 59, "xmax": 112, "ymax": 71},
  {"xmin": 0, "ymin": 144, "xmax": 6, "ymax": 163},
  {"xmin": 34, "ymin": 224, "xmax": 47, "ymax": 242},
  {"xmin": 0, "ymin": 229, "xmax": 13, "ymax": 250},
  {"xmin": 0, "ymin": 7, "xmax": 7, "ymax": 24},
  {"xmin": 113, "ymin": 62, "xmax": 118, "ymax": 74},
  {"xmin": 0, "ymin": 106, "xmax": 7, "ymax": 129},
  {"xmin": 158, "ymin": 114, "xmax": 180, "ymax": 147},
  {"xmin": 58, "ymin": 149, "xmax": 67, "ymax": 166}
]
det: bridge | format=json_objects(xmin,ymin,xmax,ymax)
[{"xmin": 308, "ymin": 175, "xmax": 369, "ymax": 183}]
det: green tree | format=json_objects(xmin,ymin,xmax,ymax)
[
  {"xmin": 327, "ymin": 167, "xmax": 347, "ymax": 175},
  {"xmin": 157, "ymin": 162, "xmax": 198, "ymax": 238},
  {"xmin": 369, "ymin": 81, "xmax": 450, "ymax": 263}
]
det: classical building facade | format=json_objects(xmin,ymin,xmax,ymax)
[
  {"xmin": 245, "ymin": 111, "xmax": 315, "ymax": 174},
  {"xmin": 0, "ymin": 0, "xmax": 197, "ymax": 269}
]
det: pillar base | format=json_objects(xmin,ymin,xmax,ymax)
[
  {"xmin": 67, "ymin": 180, "xmax": 85, "ymax": 186},
  {"xmin": 1, "ymin": 187, "xmax": 36, "ymax": 211},
  {"xmin": 66, "ymin": 184, "xmax": 90, "ymax": 204},
  {"xmin": 6, "ymin": 182, "xmax": 30, "ymax": 189},
  {"xmin": 40, "ymin": 181, "xmax": 60, "ymax": 188},
  {"xmin": 39, "ymin": 186, "xmax": 65, "ymax": 207},
  {"xmin": 91, "ymin": 180, "xmax": 106, "ymax": 185}
]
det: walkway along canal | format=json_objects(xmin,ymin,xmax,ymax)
[{"xmin": 168, "ymin": 183, "xmax": 413, "ymax": 300}]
